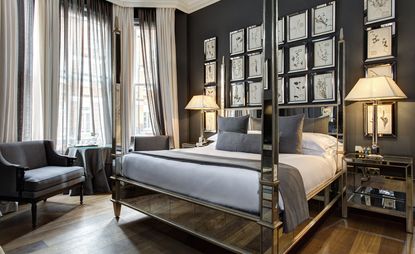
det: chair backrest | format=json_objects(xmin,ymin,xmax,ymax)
[
  {"xmin": 0, "ymin": 141, "xmax": 48, "ymax": 169},
  {"xmin": 133, "ymin": 136, "xmax": 170, "ymax": 151}
]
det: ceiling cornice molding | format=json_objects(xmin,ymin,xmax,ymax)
[{"xmin": 106, "ymin": 0, "xmax": 220, "ymax": 14}]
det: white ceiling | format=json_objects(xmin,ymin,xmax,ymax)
[{"xmin": 106, "ymin": 0, "xmax": 221, "ymax": 13}]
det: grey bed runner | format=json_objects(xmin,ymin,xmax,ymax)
[{"xmin": 133, "ymin": 150, "xmax": 309, "ymax": 232}]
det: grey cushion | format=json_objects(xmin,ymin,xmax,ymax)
[
  {"xmin": 249, "ymin": 117, "xmax": 262, "ymax": 131},
  {"xmin": 134, "ymin": 136, "xmax": 170, "ymax": 151},
  {"xmin": 0, "ymin": 141, "xmax": 48, "ymax": 169},
  {"xmin": 216, "ymin": 132, "xmax": 262, "ymax": 154},
  {"xmin": 279, "ymin": 114, "xmax": 305, "ymax": 154},
  {"xmin": 23, "ymin": 166, "xmax": 85, "ymax": 192},
  {"xmin": 218, "ymin": 116, "xmax": 249, "ymax": 133},
  {"xmin": 303, "ymin": 116, "xmax": 329, "ymax": 134}
]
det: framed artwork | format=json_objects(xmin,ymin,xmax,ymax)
[
  {"xmin": 365, "ymin": 0, "xmax": 395, "ymax": 25},
  {"xmin": 313, "ymin": 37, "xmax": 335, "ymax": 69},
  {"xmin": 288, "ymin": 75, "xmax": 308, "ymax": 104},
  {"xmin": 230, "ymin": 82, "xmax": 246, "ymax": 107},
  {"xmin": 204, "ymin": 37, "xmax": 216, "ymax": 61},
  {"xmin": 365, "ymin": 62, "xmax": 396, "ymax": 80},
  {"xmin": 277, "ymin": 48, "xmax": 284, "ymax": 74},
  {"xmin": 205, "ymin": 85, "xmax": 217, "ymax": 99},
  {"xmin": 204, "ymin": 62, "xmax": 216, "ymax": 84},
  {"xmin": 287, "ymin": 10, "xmax": 308, "ymax": 42},
  {"xmin": 230, "ymin": 29, "xmax": 245, "ymax": 55},
  {"xmin": 247, "ymin": 24, "xmax": 263, "ymax": 52},
  {"xmin": 312, "ymin": 71, "xmax": 335, "ymax": 103},
  {"xmin": 204, "ymin": 86, "xmax": 217, "ymax": 132},
  {"xmin": 289, "ymin": 44, "xmax": 307, "ymax": 73},
  {"xmin": 312, "ymin": 1, "xmax": 336, "ymax": 37},
  {"xmin": 366, "ymin": 23, "xmax": 395, "ymax": 61},
  {"xmin": 278, "ymin": 17, "xmax": 285, "ymax": 45},
  {"xmin": 248, "ymin": 52, "xmax": 263, "ymax": 79},
  {"xmin": 364, "ymin": 102, "xmax": 396, "ymax": 137},
  {"xmin": 247, "ymin": 81, "xmax": 263, "ymax": 106},
  {"xmin": 231, "ymin": 56, "xmax": 245, "ymax": 81},
  {"xmin": 278, "ymin": 77, "xmax": 285, "ymax": 104}
]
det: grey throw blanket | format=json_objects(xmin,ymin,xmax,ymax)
[{"xmin": 134, "ymin": 150, "xmax": 309, "ymax": 232}]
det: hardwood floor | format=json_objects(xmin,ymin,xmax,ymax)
[{"xmin": 0, "ymin": 194, "xmax": 413, "ymax": 254}]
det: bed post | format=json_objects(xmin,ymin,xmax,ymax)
[{"xmin": 259, "ymin": 0, "xmax": 281, "ymax": 253}]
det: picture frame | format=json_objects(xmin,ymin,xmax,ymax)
[
  {"xmin": 248, "ymin": 52, "xmax": 263, "ymax": 79},
  {"xmin": 247, "ymin": 24, "xmax": 263, "ymax": 52},
  {"xmin": 312, "ymin": 1, "xmax": 336, "ymax": 37},
  {"xmin": 288, "ymin": 75, "xmax": 308, "ymax": 104},
  {"xmin": 230, "ymin": 56, "xmax": 245, "ymax": 81},
  {"xmin": 365, "ymin": 0, "xmax": 395, "ymax": 25},
  {"xmin": 366, "ymin": 23, "xmax": 395, "ymax": 61},
  {"xmin": 312, "ymin": 71, "xmax": 335, "ymax": 103},
  {"xmin": 365, "ymin": 62, "xmax": 396, "ymax": 80},
  {"xmin": 204, "ymin": 62, "xmax": 216, "ymax": 84},
  {"xmin": 277, "ymin": 48, "xmax": 284, "ymax": 74},
  {"xmin": 288, "ymin": 44, "xmax": 307, "ymax": 73},
  {"xmin": 287, "ymin": 10, "xmax": 308, "ymax": 42},
  {"xmin": 230, "ymin": 29, "xmax": 245, "ymax": 55},
  {"xmin": 204, "ymin": 37, "xmax": 216, "ymax": 61},
  {"xmin": 313, "ymin": 37, "xmax": 335, "ymax": 69},
  {"xmin": 247, "ymin": 81, "xmax": 263, "ymax": 106},
  {"xmin": 230, "ymin": 82, "xmax": 246, "ymax": 107},
  {"xmin": 277, "ymin": 77, "xmax": 285, "ymax": 105},
  {"xmin": 278, "ymin": 17, "xmax": 285, "ymax": 45},
  {"xmin": 205, "ymin": 85, "xmax": 217, "ymax": 100},
  {"xmin": 204, "ymin": 85, "xmax": 217, "ymax": 132},
  {"xmin": 364, "ymin": 101, "xmax": 396, "ymax": 137}
]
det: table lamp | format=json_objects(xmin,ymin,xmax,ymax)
[
  {"xmin": 345, "ymin": 76, "xmax": 407, "ymax": 158},
  {"xmin": 185, "ymin": 95, "xmax": 219, "ymax": 146}
]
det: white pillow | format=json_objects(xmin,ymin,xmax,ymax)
[
  {"xmin": 302, "ymin": 132, "xmax": 338, "ymax": 155},
  {"xmin": 207, "ymin": 134, "xmax": 218, "ymax": 142}
]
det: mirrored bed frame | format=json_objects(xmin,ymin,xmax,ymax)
[{"xmin": 110, "ymin": 0, "xmax": 347, "ymax": 253}]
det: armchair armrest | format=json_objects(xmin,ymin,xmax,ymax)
[
  {"xmin": 0, "ymin": 152, "xmax": 26, "ymax": 198},
  {"xmin": 44, "ymin": 140, "xmax": 76, "ymax": 166}
]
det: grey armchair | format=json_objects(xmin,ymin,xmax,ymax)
[
  {"xmin": 133, "ymin": 136, "xmax": 170, "ymax": 151},
  {"xmin": 0, "ymin": 140, "xmax": 85, "ymax": 228}
]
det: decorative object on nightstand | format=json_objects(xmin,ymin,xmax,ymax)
[
  {"xmin": 185, "ymin": 95, "xmax": 219, "ymax": 147},
  {"xmin": 345, "ymin": 76, "xmax": 407, "ymax": 157}
]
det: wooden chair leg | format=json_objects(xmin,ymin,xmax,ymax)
[
  {"xmin": 113, "ymin": 202, "xmax": 121, "ymax": 220},
  {"xmin": 80, "ymin": 183, "xmax": 84, "ymax": 205},
  {"xmin": 31, "ymin": 202, "xmax": 37, "ymax": 229}
]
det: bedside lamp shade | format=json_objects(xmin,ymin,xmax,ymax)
[{"xmin": 185, "ymin": 95, "xmax": 219, "ymax": 111}]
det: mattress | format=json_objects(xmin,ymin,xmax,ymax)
[{"xmin": 122, "ymin": 143, "xmax": 338, "ymax": 214}]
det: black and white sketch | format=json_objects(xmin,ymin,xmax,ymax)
[
  {"xmin": 204, "ymin": 37, "xmax": 216, "ymax": 61},
  {"xmin": 230, "ymin": 29, "xmax": 245, "ymax": 55},
  {"xmin": 248, "ymin": 81, "xmax": 263, "ymax": 106},
  {"xmin": 248, "ymin": 53, "xmax": 263, "ymax": 79},
  {"xmin": 365, "ymin": 0, "xmax": 395, "ymax": 25},
  {"xmin": 231, "ymin": 56, "xmax": 245, "ymax": 81},
  {"xmin": 288, "ymin": 75, "xmax": 308, "ymax": 104},
  {"xmin": 230, "ymin": 82, "xmax": 246, "ymax": 107},
  {"xmin": 313, "ymin": 37, "xmax": 335, "ymax": 69},
  {"xmin": 204, "ymin": 86, "xmax": 217, "ymax": 132},
  {"xmin": 312, "ymin": 71, "xmax": 335, "ymax": 102},
  {"xmin": 205, "ymin": 85, "xmax": 217, "ymax": 99},
  {"xmin": 277, "ymin": 49, "xmax": 284, "ymax": 74},
  {"xmin": 365, "ymin": 102, "xmax": 395, "ymax": 136},
  {"xmin": 278, "ymin": 77, "xmax": 284, "ymax": 104},
  {"xmin": 312, "ymin": 2, "xmax": 336, "ymax": 37},
  {"xmin": 365, "ymin": 63, "xmax": 394, "ymax": 79},
  {"xmin": 367, "ymin": 24, "xmax": 394, "ymax": 61},
  {"xmin": 278, "ymin": 18, "xmax": 285, "ymax": 45},
  {"xmin": 287, "ymin": 11, "xmax": 308, "ymax": 42},
  {"xmin": 247, "ymin": 24, "xmax": 263, "ymax": 51},
  {"xmin": 205, "ymin": 62, "xmax": 216, "ymax": 84},
  {"xmin": 289, "ymin": 44, "xmax": 307, "ymax": 73}
]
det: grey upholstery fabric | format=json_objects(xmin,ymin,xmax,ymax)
[
  {"xmin": 24, "ymin": 166, "xmax": 84, "ymax": 192},
  {"xmin": 133, "ymin": 136, "xmax": 170, "ymax": 151},
  {"xmin": 279, "ymin": 114, "xmax": 305, "ymax": 154},
  {"xmin": 218, "ymin": 116, "xmax": 249, "ymax": 134},
  {"xmin": 216, "ymin": 132, "xmax": 262, "ymax": 154},
  {"xmin": 303, "ymin": 115, "xmax": 329, "ymax": 134},
  {"xmin": 22, "ymin": 176, "xmax": 85, "ymax": 199},
  {"xmin": 0, "ymin": 141, "xmax": 48, "ymax": 169}
]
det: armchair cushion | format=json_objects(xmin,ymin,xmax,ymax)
[
  {"xmin": 23, "ymin": 166, "xmax": 84, "ymax": 192},
  {"xmin": 0, "ymin": 141, "xmax": 48, "ymax": 169}
]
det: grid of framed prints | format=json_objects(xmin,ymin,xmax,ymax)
[
  {"xmin": 204, "ymin": 37, "xmax": 217, "ymax": 85},
  {"xmin": 204, "ymin": 85, "xmax": 217, "ymax": 132},
  {"xmin": 278, "ymin": 1, "xmax": 337, "ymax": 106}
]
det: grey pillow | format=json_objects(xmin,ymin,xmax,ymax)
[
  {"xmin": 279, "ymin": 114, "xmax": 304, "ymax": 154},
  {"xmin": 303, "ymin": 116, "xmax": 329, "ymax": 134},
  {"xmin": 216, "ymin": 132, "xmax": 262, "ymax": 154},
  {"xmin": 218, "ymin": 115, "xmax": 249, "ymax": 133}
]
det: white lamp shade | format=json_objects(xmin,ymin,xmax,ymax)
[
  {"xmin": 345, "ymin": 76, "xmax": 407, "ymax": 102},
  {"xmin": 185, "ymin": 95, "xmax": 219, "ymax": 111}
]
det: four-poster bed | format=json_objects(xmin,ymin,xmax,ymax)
[{"xmin": 110, "ymin": 0, "xmax": 347, "ymax": 253}]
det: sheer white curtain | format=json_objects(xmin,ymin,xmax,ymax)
[
  {"xmin": 0, "ymin": 0, "xmax": 19, "ymax": 143},
  {"xmin": 113, "ymin": 6, "xmax": 134, "ymax": 154},
  {"xmin": 156, "ymin": 8, "xmax": 180, "ymax": 148}
]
